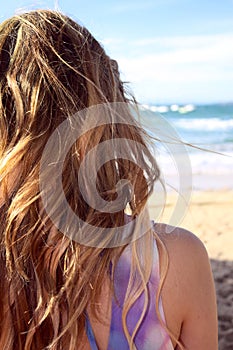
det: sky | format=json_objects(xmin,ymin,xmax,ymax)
[{"xmin": 1, "ymin": 0, "xmax": 233, "ymax": 104}]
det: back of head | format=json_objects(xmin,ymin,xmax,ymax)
[
  {"xmin": 0, "ymin": 9, "xmax": 125, "ymax": 146},
  {"xmin": 0, "ymin": 10, "xmax": 160, "ymax": 349}
]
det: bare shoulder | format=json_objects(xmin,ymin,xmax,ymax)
[
  {"xmin": 154, "ymin": 224, "xmax": 218, "ymax": 350},
  {"xmin": 154, "ymin": 223, "xmax": 214, "ymax": 306},
  {"xmin": 155, "ymin": 223, "xmax": 209, "ymax": 267}
]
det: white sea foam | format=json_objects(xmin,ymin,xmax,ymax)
[
  {"xmin": 170, "ymin": 104, "xmax": 179, "ymax": 112},
  {"xmin": 147, "ymin": 105, "xmax": 169, "ymax": 113},
  {"xmin": 173, "ymin": 117, "xmax": 233, "ymax": 131},
  {"xmin": 140, "ymin": 103, "xmax": 233, "ymax": 189},
  {"xmin": 178, "ymin": 104, "xmax": 196, "ymax": 114},
  {"xmin": 157, "ymin": 148, "xmax": 233, "ymax": 175}
]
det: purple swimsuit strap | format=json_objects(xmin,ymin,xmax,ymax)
[{"xmin": 86, "ymin": 239, "xmax": 173, "ymax": 349}]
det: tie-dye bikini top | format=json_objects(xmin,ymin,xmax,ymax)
[{"xmin": 86, "ymin": 238, "xmax": 174, "ymax": 350}]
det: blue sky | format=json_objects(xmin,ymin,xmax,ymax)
[{"xmin": 1, "ymin": 0, "xmax": 233, "ymax": 104}]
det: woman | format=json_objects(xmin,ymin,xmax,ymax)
[{"xmin": 0, "ymin": 10, "xmax": 218, "ymax": 349}]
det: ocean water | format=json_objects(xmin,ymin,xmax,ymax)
[{"xmin": 139, "ymin": 103, "xmax": 233, "ymax": 191}]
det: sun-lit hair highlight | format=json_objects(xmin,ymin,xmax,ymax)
[{"xmin": 0, "ymin": 9, "xmax": 183, "ymax": 350}]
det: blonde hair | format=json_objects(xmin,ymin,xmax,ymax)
[{"xmin": 0, "ymin": 9, "xmax": 180, "ymax": 350}]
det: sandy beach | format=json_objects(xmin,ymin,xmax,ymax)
[{"xmin": 149, "ymin": 189, "xmax": 233, "ymax": 350}]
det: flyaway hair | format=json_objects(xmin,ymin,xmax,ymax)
[{"xmin": 0, "ymin": 10, "xmax": 182, "ymax": 350}]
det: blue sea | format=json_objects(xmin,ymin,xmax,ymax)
[{"xmin": 139, "ymin": 103, "xmax": 233, "ymax": 190}]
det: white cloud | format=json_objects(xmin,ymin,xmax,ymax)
[
  {"xmin": 131, "ymin": 33, "xmax": 232, "ymax": 48},
  {"xmin": 105, "ymin": 33, "xmax": 233, "ymax": 102}
]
